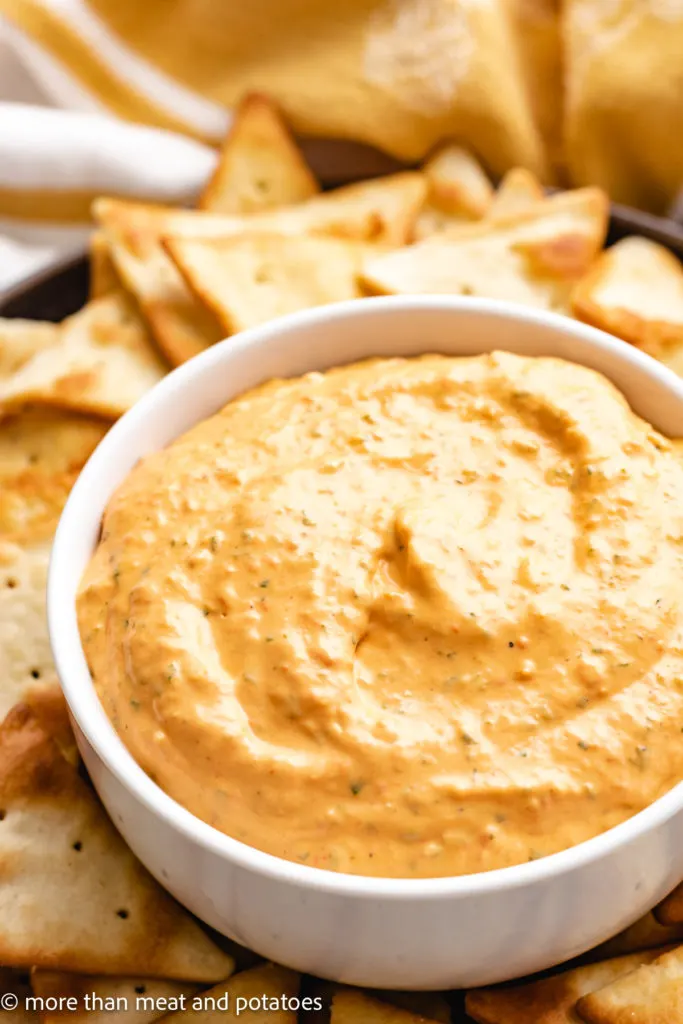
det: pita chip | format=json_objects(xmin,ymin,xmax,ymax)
[
  {"xmin": 31, "ymin": 972, "xmax": 198, "ymax": 1024},
  {"xmin": 154, "ymin": 963, "xmax": 299, "ymax": 1023},
  {"xmin": 0, "ymin": 321, "xmax": 60, "ymax": 375},
  {"xmin": 331, "ymin": 989, "xmax": 434, "ymax": 1023},
  {"xmin": 489, "ymin": 167, "xmax": 546, "ymax": 218},
  {"xmin": 592, "ymin": 911, "xmax": 683, "ymax": 959},
  {"xmin": 466, "ymin": 949, "xmax": 666, "ymax": 1024},
  {"xmin": 577, "ymin": 944, "xmax": 683, "ymax": 1024},
  {"xmin": 361, "ymin": 187, "xmax": 608, "ymax": 313},
  {"xmin": 89, "ymin": 233, "xmax": 121, "ymax": 299},
  {"xmin": 166, "ymin": 233, "xmax": 386, "ymax": 335},
  {"xmin": 0, "ymin": 704, "xmax": 234, "ymax": 981},
  {"xmin": 0, "ymin": 969, "xmax": 38, "ymax": 1024},
  {"xmin": 199, "ymin": 93, "xmax": 319, "ymax": 214},
  {"xmin": 0, "ymin": 294, "xmax": 168, "ymax": 421},
  {"xmin": 572, "ymin": 237, "xmax": 683, "ymax": 361},
  {"xmin": 423, "ymin": 143, "xmax": 494, "ymax": 220}
]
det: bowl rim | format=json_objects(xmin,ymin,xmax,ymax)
[{"xmin": 48, "ymin": 294, "xmax": 683, "ymax": 901}]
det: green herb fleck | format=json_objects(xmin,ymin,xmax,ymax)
[
  {"xmin": 259, "ymin": 579, "xmax": 270, "ymax": 588},
  {"xmin": 577, "ymin": 739, "xmax": 590, "ymax": 750},
  {"xmin": 350, "ymin": 780, "xmax": 365, "ymax": 796},
  {"xmin": 209, "ymin": 535, "xmax": 218, "ymax": 552}
]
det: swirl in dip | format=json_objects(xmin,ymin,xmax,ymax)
[{"xmin": 78, "ymin": 351, "xmax": 683, "ymax": 878}]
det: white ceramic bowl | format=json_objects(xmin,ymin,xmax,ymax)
[{"xmin": 49, "ymin": 297, "xmax": 683, "ymax": 990}]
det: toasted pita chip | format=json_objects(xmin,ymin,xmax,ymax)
[
  {"xmin": 371, "ymin": 990, "xmax": 450, "ymax": 1022},
  {"xmin": 572, "ymin": 237, "xmax": 683, "ymax": 358},
  {"xmin": 331, "ymin": 989, "xmax": 433, "ymax": 1023},
  {"xmin": 466, "ymin": 949, "xmax": 666, "ymax": 1024},
  {"xmin": 96, "ymin": 175, "xmax": 424, "ymax": 365},
  {"xmin": 0, "ymin": 294, "xmax": 168, "ymax": 421},
  {"xmin": 489, "ymin": 168, "xmax": 546, "ymax": 218},
  {"xmin": 166, "ymin": 233, "xmax": 386, "ymax": 335},
  {"xmin": 577, "ymin": 944, "xmax": 683, "ymax": 1024},
  {"xmin": 199, "ymin": 93, "xmax": 319, "ymax": 214},
  {"xmin": 413, "ymin": 204, "xmax": 471, "ymax": 241},
  {"xmin": 0, "ymin": 969, "xmax": 38, "ymax": 1024},
  {"xmin": 155, "ymin": 963, "xmax": 299, "ymax": 1023},
  {"xmin": 361, "ymin": 187, "xmax": 608, "ymax": 312},
  {"xmin": 31, "ymin": 972, "xmax": 198, "ymax": 1024},
  {"xmin": 0, "ymin": 321, "xmax": 60, "ymax": 374},
  {"xmin": 89, "ymin": 232, "xmax": 121, "ymax": 299},
  {"xmin": 656, "ymin": 882, "xmax": 683, "ymax": 926},
  {"xmin": 0, "ymin": 408, "xmax": 107, "ymax": 543},
  {"xmin": 592, "ymin": 912, "xmax": 683, "ymax": 959},
  {"xmin": 423, "ymin": 143, "xmax": 494, "ymax": 219},
  {"xmin": 0, "ymin": 703, "xmax": 234, "ymax": 981}
]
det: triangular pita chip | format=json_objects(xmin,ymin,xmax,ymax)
[
  {"xmin": 572, "ymin": 237, "xmax": 683, "ymax": 360},
  {"xmin": 370, "ymin": 990, "xmax": 450, "ymax": 1022},
  {"xmin": 423, "ymin": 143, "xmax": 493, "ymax": 219},
  {"xmin": 0, "ymin": 321, "xmax": 60, "ymax": 375},
  {"xmin": 577, "ymin": 944, "xmax": 683, "ymax": 1024},
  {"xmin": 155, "ymin": 964, "xmax": 299, "ymax": 1023},
  {"xmin": 489, "ymin": 167, "xmax": 546, "ymax": 218},
  {"xmin": 592, "ymin": 911, "xmax": 683, "ymax": 959},
  {"xmin": 656, "ymin": 882, "xmax": 683, "ymax": 926},
  {"xmin": 199, "ymin": 93, "xmax": 319, "ymax": 214},
  {"xmin": 0, "ymin": 294, "xmax": 168, "ymax": 421},
  {"xmin": 361, "ymin": 187, "xmax": 608, "ymax": 313},
  {"xmin": 465, "ymin": 948, "xmax": 666, "ymax": 1024},
  {"xmin": 96, "ymin": 174, "xmax": 424, "ymax": 364},
  {"xmin": 0, "ymin": 969, "xmax": 38, "ymax": 1024},
  {"xmin": 331, "ymin": 989, "xmax": 433, "ymax": 1023},
  {"xmin": 166, "ymin": 233, "xmax": 387, "ymax": 335},
  {"xmin": 31, "ymin": 972, "xmax": 198, "ymax": 1024},
  {"xmin": 0, "ymin": 704, "xmax": 234, "ymax": 981},
  {"xmin": 89, "ymin": 232, "xmax": 121, "ymax": 299}
]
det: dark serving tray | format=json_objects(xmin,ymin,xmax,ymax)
[{"xmin": 1, "ymin": 200, "xmax": 682, "ymax": 322}]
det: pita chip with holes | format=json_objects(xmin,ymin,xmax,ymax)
[
  {"xmin": 572, "ymin": 237, "xmax": 683, "ymax": 361},
  {"xmin": 577, "ymin": 944, "xmax": 683, "ymax": 1024},
  {"xmin": 153, "ymin": 963, "xmax": 299, "ymax": 1023},
  {"xmin": 166, "ymin": 233, "xmax": 387, "ymax": 335},
  {"xmin": 361, "ymin": 187, "xmax": 609, "ymax": 313},
  {"xmin": 0, "ymin": 704, "xmax": 234, "ymax": 981},
  {"xmin": 199, "ymin": 93, "xmax": 319, "ymax": 214},
  {"xmin": 31, "ymin": 972, "xmax": 198, "ymax": 1024},
  {"xmin": 489, "ymin": 167, "xmax": 546, "ymax": 218},
  {"xmin": 0, "ymin": 294, "xmax": 168, "ymax": 421},
  {"xmin": 331, "ymin": 989, "xmax": 434, "ymax": 1023},
  {"xmin": 96, "ymin": 174, "xmax": 424, "ymax": 363},
  {"xmin": 465, "ymin": 948, "xmax": 666, "ymax": 1024},
  {"xmin": 89, "ymin": 233, "xmax": 121, "ymax": 300},
  {"xmin": 0, "ymin": 969, "xmax": 38, "ymax": 1024}
]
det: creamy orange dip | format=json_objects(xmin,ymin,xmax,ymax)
[{"xmin": 78, "ymin": 351, "xmax": 683, "ymax": 878}]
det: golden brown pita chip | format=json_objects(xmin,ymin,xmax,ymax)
[
  {"xmin": 89, "ymin": 232, "xmax": 121, "ymax": 299},
  {"xmin": 572, "ymin": 237, "xmax": 683, "ymax": 357},
  {"xmin": 199, "ymin": 93, "xmax": 319, "ymax": 214},
  {"xmin": 489, "ymin": 167, "xmax": 546, "ymax": 218},
  {"xmin": 31, "ymin": 972, "xmax": 198, "ymax": 1024},
  {"xmin": 577, "ymin": 944, "xmax": 683, "ymax": 1024},
  {"xmin": 166, "ymin": 232, "xmax": 386, "ymax": 335},
  {"xmin": 466, "ymin": 949, "xmax": 665, "ymax": 1024},
  {"xmin": 656, "ymin": 883, "xmax": 683, "ymax": 926},
  {"xmin": 0, "ymin": 320, "xmax": 60, "ymax": 375},
  {"xmin": 423, "ymin": 143, "xmax": 494, "ymax": 219},
  {"xmin": 0, "ymin": 969, "xmax": 38, "ymax": 1024},
  {"xmin": 155, "ymin": 963, "xmax": 299, "ymax": 1023},
  {"xmin": 331, "ymin": 989, "xmax": 433, "ymax": 1023},
  {"xmin": 592, "ymin": 912, "xmax": 683, "ymax": 959},
  {"xmin": 0, "ymin": 408, "xmax": 107, "ymax": 543},
  {"xmin": 0, "ymin": 294, "xmax": 168, "ymax": 421},
  {"xmin": 361, "ymin": 187, "xmax": 608, "ymax": 312},
  {"xmin": 0, "ymin": 703, "xmax": 234, "ymax": 981},
  {"xmin": 371, "ymin": 990, "xmax": 450, "ymax": 1022}
]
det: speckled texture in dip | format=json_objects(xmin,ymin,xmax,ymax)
[{"xmin": 77, "ymin": 351, "xmax": 683, "ymax": 877}]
